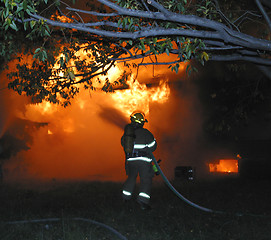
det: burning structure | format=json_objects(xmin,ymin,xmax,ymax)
[
  {"xmin": 1, "ymin": 49, "xmax": 205, "ymax": 182},
  {"xmin": 2, "ymin": 53, "xmax": 271, "ymax": 182},
  {"xmin": 1, "ymin": 14, "xmax": 269, "ymax": 182}
]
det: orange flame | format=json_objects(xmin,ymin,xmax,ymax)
[
  {"xmin": 111, "ymin": 77, "xmax": 170, "ymax": 117},
  {"xmin": 209, "ymin": 159, "xmax": 239, "ymax": 173},
  {"xmin": 30, "ymin": 41, "xmax": 172, "ymax": 120},
  {"xmin": 4, "ymin": 28, "xmax": 187, "ymax": 181}
]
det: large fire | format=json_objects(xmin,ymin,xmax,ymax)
[
  {"xmin": 2, "ymin": 45, "xmax": 180, "ymax": 182},
  {"xmin": 0, "ymin": 12, "xmax": 190, "ymax": 182},
  {"xmin": 0, "ymin": 5, "xmax": 248, "ymax": 183},
  {"xmin": 24, "ymin": 55, "xmax": 171, "ymax": 134}
]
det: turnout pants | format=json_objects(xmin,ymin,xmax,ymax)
[{"xmin": 122, "ymin": 160, "xmax": 154, "ymax": 204}]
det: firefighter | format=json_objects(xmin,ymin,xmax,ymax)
[{"xmin": 121, "ymin": 111, "xmax": 157, "ymax": 210}]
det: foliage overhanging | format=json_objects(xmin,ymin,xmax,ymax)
[{"xmin": 0, "ymin": 0, "xmax": 271, "ymax": 106}]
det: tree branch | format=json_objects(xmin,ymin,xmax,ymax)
[
  {"xmin": 14, "ymin": 0, "xmax": 270, "ymax": 54},
  {"xmin": 210, "ymin": 53, "xmax": 271, "ymax": 65},
  {"xmin": 212, "ymin": 0, "xmax": 240, "ymax": 31},
  {"xmin": 233, "ymin": 11, "xmax": 263, "ymax": 27},
  {"xmin": 96, "ymin": 0, "xmax": 271, "ymax": 50},
  {"xmin": 255, "ymin": 0, "xmax": 271, "ymax": 31},
  {"xmin": 65, "ymin": 7, "xmax": 118, "ymax": 17},
  {"xmin": 138, "ymin": 60, "xmax": 180, "ymax": 66},
  {"xmin": 8, "ymin": 0, "xmax": 271, "ymax": 69}
]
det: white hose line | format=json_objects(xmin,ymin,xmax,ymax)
[
  {"xmin": 4, "ymin": 217, "xmax": 128, "ymax": 240},
  {"xmin": 150, "ymin": 150, "xmax": 271, "ymax": 218},
  {"xmin": 149, "ymin": 150, "xmax": 224, "ymax": 214}
]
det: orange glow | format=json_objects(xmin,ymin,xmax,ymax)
[
  {"xmin": 209, "ymin": 159, "xmax": 239, "ymax": 173},
  {"xmin": 29, "ymin": 44, "xmax": 172, "ymax": 120},
  {"xmin": 112, "ymin": 77, "xmax": 170, "ymax": 116},
  {"xmin": 2, "ymin": 37, "xmax": 188, "ymax": 182},
  {"xmin": 53, "ymin": 15, "xmax": 74, "ymax": 23},
  {"xmin": 14, "ymin": 70, "xmax": 171, "ymax": 181}
]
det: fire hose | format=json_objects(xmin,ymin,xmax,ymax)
[
  {"xmin": 4, "ymin": 217, "xmax": 128, "ymax": 240},
  {"xmin": 149, "ymin": 149, "xmax": 271, "ymax": 217},
  {"xmin": 149, "ymin": 150, "xmax": 224, "ymax": 214}
]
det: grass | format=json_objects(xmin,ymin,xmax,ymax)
[{"xmin": 0, "ymin": 176, "xmax": 271, "ymax": 240}]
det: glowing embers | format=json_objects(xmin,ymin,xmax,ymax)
[{"xmin": 209, "ymin": 159, "xmax": 239, "ymax": 173}]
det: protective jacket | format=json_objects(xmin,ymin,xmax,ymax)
[{"xmin": 121, "ymin": 123, "xmax": 157, "ymax": 162}]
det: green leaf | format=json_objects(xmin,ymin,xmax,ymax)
[
  {"xmin": 4, "ymin": 7, "xmax": 9, "ymax": 18},
  {"xmin": 26, "ymin": 8, "xmax": 31, "ymax": 15},
  {"xmin": 23, "ymin": 0, "xmax": 28, "ymax": 10},
  {"xmin": 9, "ymin": 22, "xmax": 18, "ymax": 31},
  {"xmin": 34, "ymin": 48, "xmax": 41, "ymax": 53},
  {"xmin": 201, "ymin": 51, "xmax": 209, "ymax": 61},
  {"xmin": 60, "ymin": 57, "xmax": 64, "ymax": 67},
  {"xmin": 117, "ymin": 19, "xmax": 122, "ymax": 27},
  {"xmin": 6, "ymin": 17, "xmax": 11, "ymax": 25},
  {"xmin": 16, "ymin": 5, "xmax": 23, "ymax": 12},
  {"xmin": 187, "ymin": 49, "xmax": 191, "ymax": 58},
  {"xmin": 30, "ymin": 20, "xmax": 36, "ymax": 29},
  {"xmin": 44, "ymin": 29, "xmax": 50, "ymax": 37},
  {"xmin": 23, "ymin": 22, "xmax": 28, "ymax": 30},
  {"xmin": 42, "ymin": 50, "xmax": 47, "ymax": 59},
  {"xmin": 174, "ymin": 65, "xmax": 179, "ymax": 73}
]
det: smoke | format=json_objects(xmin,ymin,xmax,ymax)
[
  {"xmin": 0, "ymin": 86, "xmax": 13, "ymax": 138},
  {"xmin": 2, "ymin": 91, "xmax": 127, "ymax": 182},
  {"xmin": 1, "ymin": 53, "xmax": 225, "ymax": 183},
  {"xmin": 0, "ymin": 64, "xmax": 209, "ymax": 183},
  {"xmin": 0, "ymin": 56, "xmax": 32, "ymax": 137},
  {"xmin": 98, "ymin": 106, "xmax": 128, "ymax": 129},
  {"xmin": 148, "ymin": 79, "xmax": 208, "ymax": 179}
]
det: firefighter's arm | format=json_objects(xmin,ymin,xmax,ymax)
[
  {"xmin": 143, "ymin": 138, "xmax": 157, "ymax": 152},
  {"xmin": 149, "ymin": 139, "xmax": 157, "ymax": 152}
]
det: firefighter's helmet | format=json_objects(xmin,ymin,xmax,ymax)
[{"xmin": 130, "ymin": 111, "xmax": 148, "ymax": 126}]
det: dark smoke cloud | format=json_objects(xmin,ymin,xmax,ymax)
[{"xmin": 148, "ymin": 79, "xmax": 209, "ymax": 179}]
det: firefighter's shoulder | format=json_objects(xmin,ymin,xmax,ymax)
[{"xmin": 135, "ymin": 127, "xmax": 153, "ymax": 136}]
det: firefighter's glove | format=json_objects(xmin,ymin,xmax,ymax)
[{"xmin": 152, "ymin": 159, "xmax": 161, "ymax": 176}]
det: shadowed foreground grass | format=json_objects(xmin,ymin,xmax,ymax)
[{"xmin": 0, "ymin": 176, "xmax": 271, "ymax": 240}]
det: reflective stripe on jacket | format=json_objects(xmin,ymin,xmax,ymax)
[
  {"xmin": 134, "ymin": 139, "xmax": 156, "ymax": 150},
  {"xmin": 127, "ymin": 156, "xmax": 153, "ymax": 162},
  {"xmin": 126, "ymin": 127, "xmax": 157, "ymax": 162}
]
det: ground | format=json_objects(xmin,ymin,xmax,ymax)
[{"xmin": 0, "ymin": 176, "xmax": 271, "ymax": 240}]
